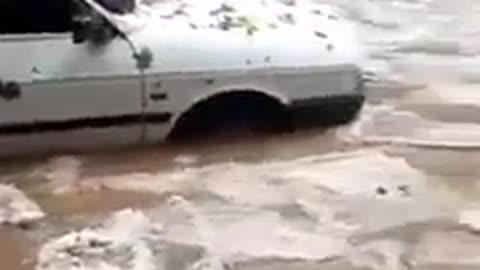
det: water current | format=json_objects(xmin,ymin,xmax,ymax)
[{"xmin": 4, "ymin": 0, "xmax": 480, "ymax": 269}]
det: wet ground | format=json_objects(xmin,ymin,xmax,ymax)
[{"xmin": 4, "ymin": 0, "xmax": 480, "ymax": 269}]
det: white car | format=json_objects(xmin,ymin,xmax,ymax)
[{"xmin": 0, "ymin": 0, "xmax": 366, "ymax": 157}]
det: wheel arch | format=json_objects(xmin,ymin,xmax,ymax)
[{"xmin": 166, "ymin": 86, "xmax": 290, "ymax": 140}]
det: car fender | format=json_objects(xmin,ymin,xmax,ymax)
[{"xmin": 170, "ymin": 83, "xmax": 290, "ymax": 130}]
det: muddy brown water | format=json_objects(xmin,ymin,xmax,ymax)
[
  {"xmin": 0, "ymin": 229, "xmax": 35, "ymax": 270},
  {"xmin": 0, "ymin": 133, "xmax": 324, "ymax": 270},
  {"xmin": 4, "ymin": 96, "xmax": 480, "ymax": 270},
  {"xmin": 4, "ymin": 94, "xmax": 480, "ymax": 270},
  {"xmin": 0, "ymin": 129, "xmax": 346, "ymax": 270},
  {"xmin": 2, "ymin": 116, "xmax": 480, "ymax": 270}
]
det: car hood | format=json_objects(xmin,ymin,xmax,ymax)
[{"xmin": 96, "ymin": 0, "xmax": 368, "ymax": 72}]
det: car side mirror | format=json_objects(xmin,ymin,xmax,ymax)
[
  {"xmin": 72, "ymin": 14, "xmax": 91, "ymax": 44},
  {"xmin": 72, "ymin": 13, "xmax": 117, "ymax": 45}
]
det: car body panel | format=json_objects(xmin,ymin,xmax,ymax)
[
  {"xmin": 0, "ymin": 33, "xmax": 143, "ymax": 156},
  {"xmin": 0, "ymin": 33, "xmax": 139, "ymax": 120},
  {"xmin": 141, "ymin": 65, "xmax": 361, "ymax": 142},
  {"xmin": 121, "ymin": 3, "xmax": 364, "ymax": 141},
  {"xmin": 125, "ymin": 11, "xmax": 365, "ymax": 142}
]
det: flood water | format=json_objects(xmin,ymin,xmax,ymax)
[{"xmin": 4, "ymin": 0, "xmax": 480, "ymax": 269}]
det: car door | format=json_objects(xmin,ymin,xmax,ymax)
[{"xmin": 0, "ymin": 0, "xmax": 142, "ymax": 155}]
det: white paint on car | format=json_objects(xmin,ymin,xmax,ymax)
[{"xmin": 0, "ymin": 0, "xmax": 366, "ymax": 156}]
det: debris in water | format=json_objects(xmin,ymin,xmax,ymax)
[
  {"xmin": 328, "ymin": 14, "xmax": 339, "ymax": 21},
  {"xmin": 314, "ymin": 31, "xmax": 328, "ymax": 38},
  {"xmin": 278, "ymin": 0, "xmax": 297, "ymax": 6},
  {"xmin": 278, "ymin": 13, "xmax": 296, "ymax": 24},
  {"xmin": 209, "ymin": 3, "xmax": 235, "ymax": 16},
  {"xmin": 375, "ymin": 186, "xmax": 388, "ymax": 196},
  {"xmin": 397, "ymin": 185, "xmax": 411, "ymax": 197}
]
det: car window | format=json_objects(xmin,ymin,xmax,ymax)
[
  {"xmin": 0, "ymin": 0, "xmax": 74, "ymax": 34},
  {"xmin": 97, "ymin": 0, "xmax": 135, "ymax": 15}
]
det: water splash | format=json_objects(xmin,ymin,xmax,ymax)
[
  {"xmin": 0, "ymin": 184, "xmax": 44, "ymax": 226},
  {"xmin": 339, "ymin": 105, "xmax": 480, "ymax": 149},
  {"xmin": 349, "ymin": 240, "xmax": 409, "ymax": 270},
  {"xmin": 36, "ymin": 209, "xmax": 161, "ymax": 270}
]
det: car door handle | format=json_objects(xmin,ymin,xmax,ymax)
[
  {"xmin": 149, "ymin": 92, "xmax": 168, "ymax": 101},
  {"xmin": 0, "ymin": 80, "xmax": 21, "ymax": 101}
]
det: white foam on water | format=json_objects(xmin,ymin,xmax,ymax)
[
  {"xmin": 339, "ymin": 105, "xmax": 480, "ymax": 149},
  {"xmin": 36, "ymin": 180, "xmax": 452, "ymax": 270},
  {"xmin": 90, "ymin": 150, "xmax": 426, "ymax": 202},
  {"xmin": 339, "ymin": 104, "xmax": 434, "ymax": 144},
  {"xmin": 36, "ymin": 209, "xmax": 161, "ymax": 270},
  {"xmin": 82, "ymin": 149, "xmax": 454, "ymax": 235},
  {"xmin": 42, "ymin": 156, "xmax": 84, "ymax": 194},
  {"xmin": 36, "ymin": 198, "xmax": 349, "ymax": 270},
  {"xmin": 411, "ymin": 230, "xmax": 480, "ymax": 266},
  {"xmin": 0, "ymin": 184, "xmax": 45, "ymax": 226},
  {"xmin": 459, "ymin": 207, "xmax": 480, "ymax": 231},
  {"xmin": 348, "ymin": 240, "xmax": 408, "ymax": 270},
  {"xmin": 33, "ymin": 150, "xmax": 454, "ymax": 270}
]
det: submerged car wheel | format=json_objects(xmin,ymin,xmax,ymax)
[
  {"xmin": 168, "ymin": 92, "xmax": 365, "ymax": 143},
  {"xmin": 168, "ymin": 91, "xmax": 292, "ymax": 142}
]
